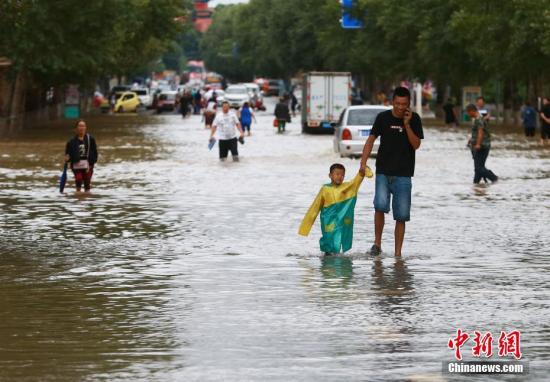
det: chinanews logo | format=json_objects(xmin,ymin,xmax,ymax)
[{"xmin": 443, "ymin": 329, "xmax": 528, "ymax": 375}]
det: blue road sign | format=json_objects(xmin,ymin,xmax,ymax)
[{"xmin": 340, "ymin": 0, "xmax": 364, "ymax": 29}]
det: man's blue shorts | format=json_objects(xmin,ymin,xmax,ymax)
[{"xmin": 373, "ymin": 174, "xmax": 412, "ymax": 222}]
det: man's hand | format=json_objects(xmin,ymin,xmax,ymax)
[
  {"xmin": 474, "ymin": 143, "xmax": 481, "ymax": 151},
  {"xmin": 64, "ymin": 154, "xmax": 70, "ymax": 163},
  {"xmin": 359, "ymin": 162, "xmax": 367, "ymax": 177},
  {"xmin": 403, "ymin": 108, "xmax": 412, "ymax": 125}
]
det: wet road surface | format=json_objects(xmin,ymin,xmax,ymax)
[{"xmin": 0, "ymin": 100, "xmax": 549, "ymax": 381}]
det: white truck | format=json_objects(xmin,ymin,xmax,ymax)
[{"xmin": 301, "ymin": 72, "xmax": 351, "ymax": 134}]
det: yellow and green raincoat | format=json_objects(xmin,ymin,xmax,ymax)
[{"xmin": 299, "ymin": 170, "xmax": 372, "ymax": 253}]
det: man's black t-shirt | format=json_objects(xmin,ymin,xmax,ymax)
[
  {"xmin": 370, "ymin": 109, "xmax": 424, "ymax": 177},
  {"xmin": 541, "ymin": 104, "xmax": 550, "ymax": 128}
]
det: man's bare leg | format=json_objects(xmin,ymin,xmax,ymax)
[
  {"xmin": 395, "ymin": 221, "xmax": 406, "ymax": 257},
  {"xmin": 374, "ymin": 211, "xmax": 385, "ymax": 247}
]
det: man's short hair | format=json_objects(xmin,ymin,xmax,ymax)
[
  {"xmin": 476, "ymin": 96, "xmax": 485, "ymax": 102},
  {"xmin": 393, "ymin": 86, "xmax": 411, "ymax": 100},
  {"xmin": 329, "ymin": 163, "xmax": 345, "ymax": 173},
  {"xmin": 466, "ymin": 104, "xmax": 478, "ymax": 112},
  {"xmin": 222, "ymin": 100, "xmax": 229, "ymax": 105}
]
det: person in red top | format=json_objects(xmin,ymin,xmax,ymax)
[{"xmin": 65, "ymin": 120, "xmax": 98, "ymax": 193}]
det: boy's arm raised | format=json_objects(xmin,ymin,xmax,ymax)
[
  {"xmin": 298, "ymin": 189, "xmax": 324, "ymax": 236},
  {"xmin": 351, "ymin": 166, "xmax": 373, "ymax": 193}
]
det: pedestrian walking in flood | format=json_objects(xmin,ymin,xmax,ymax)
[
  {"xmin": 238, "ymin": 102, "xmax": 256, "ymax": 136},
  {"xmin": 475, "ymin": 96, "xmax": 491, "ymax": 121},
  {"xmin": 466, "ymin": 104, "xmax": 498, "ymax": 184},
  {"xmin": 521, "ymin": 101, "xmax": 537, "ymax": 138},
  {"xmin": 180, "ymin": 90, "xmax": 193, "ymax": 118},
  {"xmin": 274, "ymin": 97, "xmax": 290, "ymax": 133},
  {"xmin": 299, "ymin": 163, "xmax": 373, "ymax": 255},
  {"xmin": 203, "ymin": 98, "xmax": 217, "ymax": 129},
  {"xmin": 209, "ymin": 101, "xmax": 244, "ymax": 162},
  {"xmin": 539, "ymin": 97, "xmax": 550, "ymax": 146},
  {"xmin": 64, "ymin": 119, "xmax": 98, "ymax": 193},
  {"xmin": 443, "ymin": 98, "xmax": 459, "ymax": 127},
  {"xmin": 193, "ymin": 89, "xmax": 202, "ymax": 115},
  {"xmin": 290, "ymin": 89, "xmax": 298, "ymax": 117},
  {"xmin": 359, "ymin": 86, "xmax": 424, "ymax": 257}
]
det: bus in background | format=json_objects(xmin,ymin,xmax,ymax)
[
  {"xmin": 185, "ymin": 60, "xmax": 206, "ymax": 82},
  {"xmin": 205, "ymin": 72, "xmax": 224, "ymax": 90}
]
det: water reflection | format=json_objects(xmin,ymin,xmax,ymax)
[
  {"xmin": 372, "ymin": 257, "xmax": 414, "ymax": 300},
  {"xmin": 320, "ymin": 255, "xmax": 354, "ymax": 288}
]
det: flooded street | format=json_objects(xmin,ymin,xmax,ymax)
[{"xmin": 1, "ymin": 99, "xmax": 549, "ymax": 381}]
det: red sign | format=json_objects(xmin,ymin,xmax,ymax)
[{"xmin": 448, "ymin": 330, "xmax": 522, "ymax": 361}]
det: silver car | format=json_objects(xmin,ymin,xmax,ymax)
[
  {"xmin": 333, "ymin": 105, "xmax": 391, "ymax": 158},
  {"xmin": 224, "ymin": 85, "xmax": 250, "ymax": 108},
  {"xmin": 134, "ymin": 88, "xmax": 152, "ymax": 108},
  {"xmin": 243, "ymin": 83, "xmax": 263, "ymax": 108}
]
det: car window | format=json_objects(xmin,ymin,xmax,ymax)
[
  {"xmin": 112, "ymin": 86, "xmax": 128, "ymax": 93},
  {"xmin": 123, "ymin": 95, "xmax": 132, "ymax": 101},
  {"xmin": 226, "ymin": 87, "xmax": 247, "ymax": 95},
  {"xmin": 135, "ymin": 90, "xmax": 147, "ymax": 96},
  {"xmin": 347, "ymin": 109, "xmax": 384, "ymax": 125}
]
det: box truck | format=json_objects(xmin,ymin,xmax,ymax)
[{"xmin": 301, "ymin": 72, "xmax": 352, "ymax": 134}]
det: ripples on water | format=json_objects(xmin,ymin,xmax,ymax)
[{"xmin": 0, "ymin": 109, "xmax": 549, "ymax": 381}]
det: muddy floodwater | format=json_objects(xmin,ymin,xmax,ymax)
[{"xmin": 0, "ymin": 100, "xmax": 549, "ymax": 381}]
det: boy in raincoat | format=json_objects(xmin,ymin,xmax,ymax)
[{"xmin": 299, "ymin": 163, "xmax": 373, "ymax": 254}]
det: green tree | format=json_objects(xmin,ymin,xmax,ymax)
[{"xmin": 0, "ymin": 0, "xmax": 190, "ymax": 87}]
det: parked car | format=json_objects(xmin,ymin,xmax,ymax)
[
  {"xmin": 110, "ymin": 85, "xmax": 131, "ymax": 97},
  {"xmin": 134, "ymin": 88, "xmax": 153, "ymax": 109},
  {"xmin": 243, "ymin": 83, "xmax": 265, "ymax": 110},
  {"xmin": 214, "ymin": 90, "xmax": 225, "ymax": 106},
  {"xmin": 333, "ymin": 105, "xmax": 391, "ymax": 157},
  {"xmin": 156, "ymin": 91, "xmax": 177, "ymax": 113},
  {"xmin": 266, "ymin": 79, "xmax": 284, "ymax": 97},
  {"xmin": 114, "ymin": 91, "xmax": 141, "ymax": 113},
  {"xmin": 224, "ymin": 85, "xmax": 250, "ymax": 108}
]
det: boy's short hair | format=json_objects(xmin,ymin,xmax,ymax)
[
  {"xmin": 465, "ymin": 104, "xmax": 478, "ymax": 112},
  {"xmin": 392, "ymin": 86, "xmax": 410, "ymax": 100},
  {"xmin": 329, "ymin": 163, "xmax": 345, "ymax": 173}
]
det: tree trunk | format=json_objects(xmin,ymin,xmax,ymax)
[{"xmin": 8, "ymin": 71, "xmax": 26, "ymax": 132}]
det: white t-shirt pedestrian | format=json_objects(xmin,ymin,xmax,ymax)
[
  {"xmin": 206, "ymin": 101, "xmax": 217, "ymax": 111},
  {"xmin": 213, "ymin": 111, "xmax": 240, "ymax": 140}
]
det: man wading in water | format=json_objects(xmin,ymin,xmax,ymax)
[
  {"xmin": 359, "ymin": 87, "xmax": 424, "ymax": 257},
  {"xmin": 65, "ymin": 119, "xmax": 98, "ymax": 193}
]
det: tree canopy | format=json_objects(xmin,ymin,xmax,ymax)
[
  {"xmin": 0, "ymin": 0, "xmax": 191, "ymax": 87},
  {"xmin": 200, "ymin": 0, "xmax": 550, "ymax": 101}
]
